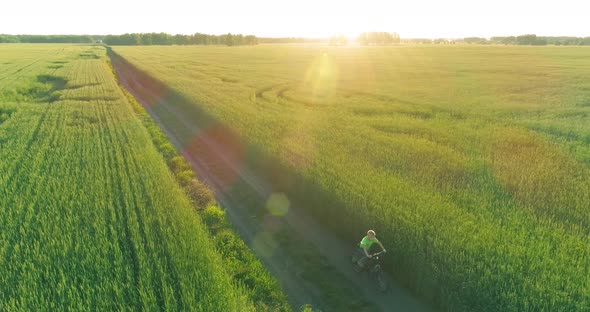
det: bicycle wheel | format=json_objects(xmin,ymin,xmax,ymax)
[
  {"xmin": 351, "ymin": 253, "xmax": 358, "ymax": 264},
  {"xmin": 376, "ymin": 271, "xmax": 388, "ymax": 292}
]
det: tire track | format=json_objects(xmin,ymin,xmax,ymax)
[
  {"xmin": 99, "ymin": 98, "xmax": 141, "ymax": 306},
  {"xmin": 116, "ymin": 112, "xmax": 185, "ymax": 310}
]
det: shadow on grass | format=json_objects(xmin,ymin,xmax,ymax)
[
  {"xmin": 108, "ymin": 46, "xmax": 365, "ymax": 243},
  {"xmin": 0, "ymin": 107, "xmax": 16, "ymax": 125},
  {"xmin": 79, "ymin": 53, "xmax": 100, "ymax": 59},
  {"xmin": 66, "ymin": 82, "xmax": 101, "ymax": 90},
  {"xmin": 67, "ymin": 96, "xmax": 119, "ymax": 102},
  {"xmin": 16, "ymin": 75, "xmax": 108, "ymax": 103},
  {"xmin": 16, "ymin": 75, "xmax": 68, "ymax": 103},
  {"xmin": 109, "ymin": 48, "xmax": 387, "ymax": 311}
]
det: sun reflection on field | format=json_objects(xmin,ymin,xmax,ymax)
[{"xmin": 304, "ymin": 51, "xmax": 339, "ymax": 104}]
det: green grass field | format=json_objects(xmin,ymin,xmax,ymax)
[
  {"xmin": 0, "ymin": 44, "xmax": 289, "ymax": 311},
  {"xmin": 113, "ymin": 44, "xmax": 590, "ymax": 311}
]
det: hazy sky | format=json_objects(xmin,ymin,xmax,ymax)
[{"xmin": 2, "ymin": 0, "xmax": 588, "ymax": 38}]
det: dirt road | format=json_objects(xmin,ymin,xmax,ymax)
[{"xmin": 111, "ymin": 52, "xmax": 433, "ymax": 312}]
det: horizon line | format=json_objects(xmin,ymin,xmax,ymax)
[{"xmin": 2, "ymin": 32, "xmax": 590, "ymax": 40}]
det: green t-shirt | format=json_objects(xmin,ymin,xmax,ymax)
[{"xmin": 359, "ymin": 236, "xmax": 379, "ymax": 250}]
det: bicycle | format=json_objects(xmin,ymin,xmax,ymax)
[{"xmin": 351, "ymin": 250, "xmax": 388, "ymax": 292}]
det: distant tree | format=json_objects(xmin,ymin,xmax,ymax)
[
  {"xmin": 244, "ymin": 35, "xmax": 258, "ymax": 45},
  {"xmin": 358, "ymin": 32, "xmax": 400, "ymax": 45},
  {"xmin": 501, "ymin": 36, "xmax": 517, "ymax": 44},
  {"xmin": 192, "ymin": 33, "xmax": 206, "ymax": 45},
  {"xmin": 234, "ymin": 34, "xmax": 244, "ymax": 45},
  {"xmin": 532, "ymin": 38, "xmax": 547, "ymax": 45},
  {"xmin": 129, "ymin": 33, "xmax": 142, "ymax": 45},
  {"xmin": 138, "ymin": 33, "xmax": 150, "ymax": 45},
  {"xmin": 3, "ymin": 35, "xmax": 93, "ymax": 44},
  {"xmin": 1, "ymin": 32, "xmax": 257, "ymax": 46},
  {"xmin": 512, "ymin": 34, "xmax": 547, "ymax": 46},
  {"xmin": 173, "ymin": 34, "xmax": 184, "ymax": 45},
  {"xmin": 154, "ymin": 33, "xmax": 172, "ymax": 45},
  {"xmin": 516, "ymin": 34, "xmax": 536, "ymax": 45},
  {"xmin": 562, "ymin": 37, "xmax": 581, "ymax": 45},
  {"xmin": 329, "ymin": 35, "xmax": 347, "ymax": 46},
  {"xmin": 224, "ymin": 33, "xmax": 234, "ymax": 46},
  {"xmin": 464, "ymin": 37, "xmax": 488, "ymax": 44},
  {"xmin": 123, "ymin": 33, "xmax": 141, "ymax": 45},
  {"xmin": 402, "ymin": 38, "xmax": 433, "ymax": 44},
  {"xmin": 0, "ymin": 35, "xmax": 19, "ymax": 43}
]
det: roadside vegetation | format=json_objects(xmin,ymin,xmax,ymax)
[{"xmin": 112, "ymin": 44, "xmax": 590, "ymax": 311}]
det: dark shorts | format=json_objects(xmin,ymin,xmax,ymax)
[
  {"xmin": 356, "ymin": 247, "xmax": 369, "ymax": 264},
  {"xmin": 357, "ymin": 247, "xmax": 366, "ymax": 256}
]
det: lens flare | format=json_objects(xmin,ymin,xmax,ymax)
[
  {"xmin": 266, "ymin": 192, "xmax": 290, "ymax": 216},
  {"xmin": 304, "ymin": 51, "xmax": 339, "ymax": 105}
]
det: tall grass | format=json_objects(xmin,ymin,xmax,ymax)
[
  {"xmin": 0, "ymin": 44, "xmax": 260, "ymax": 310},
  {"xmin": 110, "ymin": 58, "xmax": 290, "ymax": 310},
  {"xmin": 113, "ymin": 44, "xmax": 590, "ymax": 310}
]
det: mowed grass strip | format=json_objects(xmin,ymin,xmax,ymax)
[
  {"xmin": 113, "ymin": 45, "xmax": 590, "ymax": 311},
  {"xmin": 0, "ymin": 44, "xmax": 257, "ymax": 311}
]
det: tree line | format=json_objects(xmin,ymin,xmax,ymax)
[
  {"xmin": 103, "ymin": 32, "xmax": 258, "ymax": 46},
  {"xmin": 358, "ymin": 32, "xmax": 401, "ymax": 45},
  {"xmin": 3, "ymin": 32, "xmax": 589, "ymax": 46},
  {"xmin": 0, "ymin": 35, "xmax": 96, "ymax": 43},
  {"xmin": 0, "ymin": 33, "xmax": 258, "ymax": 46},
  {"xmin": 464, "ymin": 34, "xmax": 590, "ymax": 46},
  {"xmin": 328, "ymin": 33, "xmax": 402, "ymax": 46}
]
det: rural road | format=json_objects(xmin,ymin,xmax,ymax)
[{"xmin": 111, "ymin": 52, "xmax": 433, "ymax": 312}]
